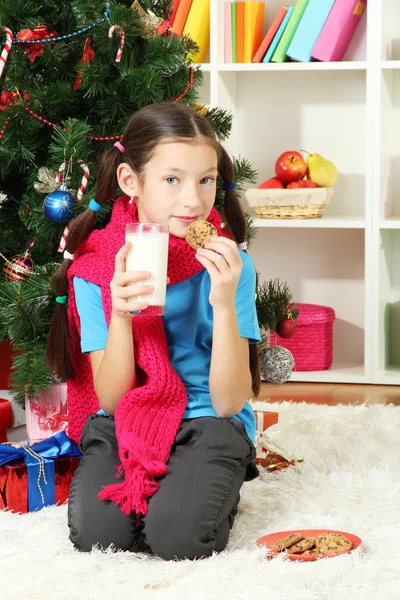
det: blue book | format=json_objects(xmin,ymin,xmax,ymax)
[
  {"xmin": 287, "ymin": 0, "xmax": 335, "ymax": 62},
  {"xmin": 263, "ymin": 6, "xmax": 294, "ymax": 63}
]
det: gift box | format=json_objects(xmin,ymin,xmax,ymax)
[
  {"xmin": 0, "ymin": 398, "xmax": 13, "ymax": 443},
  {"xmin": 253, "ymin": 409, "xmax": 303, "ymax": 471},
  {"xmin": 25, "ymin": 383, "xmax": 68, "ymax": 441},
  {"xmin": 273, "ymin": 303, "xmax": 336, "ymax": 371},
  {"xmin": 0, "ymin": 432, "xmax": 81, "ymax": 513}
]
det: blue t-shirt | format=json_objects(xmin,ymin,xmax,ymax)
[{"xmin": 73, "ymin": 249, "xmax": 261, "ymax": 442}]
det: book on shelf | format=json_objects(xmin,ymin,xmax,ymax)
[
  {"xmin": 271, "ymin": 0, "xmax": 311, "ymax": 63},
  {"xmin": 224, "ymin": 1, "xmax": 233, "ymax": 63},
  {"xmin": 263, "ymin": 6, "xmax": 294, "ymax": 63},
  {"xmin": 244, "ymin": 2, "xmax": 264, "ymax": 63},
  {"xmin": 183, "ymin": 0, "xmax": 210, "ymax": 63},
  {"xmin": 232, "ymin": 2, "xmax": 237, "ymax": 62},
  {"xmin": 311, "ymin": 0, "xmax": 367, "ymax": 62},
  {"xmin": 236, "ymin": 2, "xmax": 245, "ymax": 63},
  {"xmin": 252, "ymin": 6, "xmax": 288, "ymax": 63},
  {"xmin": 287, "ymin": 0, "xmax": 335, "ymax": 63},
  {"xmin": 158, "ymin": 0, "xmax": 180, "ymax": 35},
  {"xmin": 224, "ymin": 1, "xmax": 265, "ymax": 64},
  {"xmin": 171, "ymin": 0, "xmax": 193, "ymax": 36}
]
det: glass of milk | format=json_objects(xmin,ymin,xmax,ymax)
[{"xmin": 125, "ymin": 223, "xmax": 169, "ymax": 316}]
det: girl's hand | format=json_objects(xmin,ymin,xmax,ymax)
[
  {"xmin": 195, "ymin": 237, "xmax": 242, "ymax": 310},
  {"xmin": 111, "ymin": 242, "xmax": 170, "ymax": 319}
]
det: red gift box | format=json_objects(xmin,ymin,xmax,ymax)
[
  {"xmin": 253, "ymin": 409, "xmax": 303, "ymax": 471},
  {"xmin": 0, "ymin": 456, "xmax": 80, "ymax": 513},
  {"xmin": 0, "ymin": 398, "xmax": 13, "ymax": 443}
]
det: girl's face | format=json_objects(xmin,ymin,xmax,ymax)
[{"xmin": 119, "ymin": 140, "xmax": 218, "ymax": 238}]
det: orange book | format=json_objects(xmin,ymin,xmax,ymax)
[
  {"xmin": 252, "ymin": 6, "xmax": 288, "ymax": 63},
  {"xmin": 244, "ymin": 2, "xmax": 264, "ymax": 63},
  {"xmin": 236, "ymin": 2, "xmax": 245, "ymax": 63},
  {"xmin": 171, "ymin": 0, "xmax": 193, "ymax": 36}
]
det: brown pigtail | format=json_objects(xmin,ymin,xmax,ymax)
[
  {"xmin": 218, "ymin": 146, "xmax": 246, "ymax": 245},
  {"xmin": 46, "ymin": 146, "xmax": 123, "ymax": 381},
  {"xmin": 217, "ymin": 145, "xmax": 261, "ymax": 398}
]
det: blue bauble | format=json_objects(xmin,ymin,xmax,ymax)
[{"xmin": 43, "ymin": 189, "xmax": 75, "ymax": 224}]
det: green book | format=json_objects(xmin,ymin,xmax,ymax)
[
  {"xmin": 231, "ymin": 2, "xmax": 237, "ymax": 63},
  {"xmin": 271, "ymin": 0, "xmax": 311, "ymax": 63}
]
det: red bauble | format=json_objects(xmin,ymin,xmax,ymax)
[
  {"xmin": 276, "ymin": 318, "xmax": 296, "ymax": 338},
  {"xmin": 3, "ymin": 252, "xmax": 35, "ymax": 282}
]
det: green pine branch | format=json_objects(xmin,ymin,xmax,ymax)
[{"xmin": 256, "ymin": 278, "xmax": 300, "ymax": 333}]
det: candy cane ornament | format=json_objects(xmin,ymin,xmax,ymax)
[
  {"xmin": 57, "ymin": 160, "xmax": 90, "ymax": 252},
  {"xmin": 0, "ymin": 27, "xmax": 13, "ymax": 80},
  {"xmin": 108, "ymin": 25, "xmax": 125, "ymax": 63}
]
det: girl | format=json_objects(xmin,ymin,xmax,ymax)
[{"xmin": 47, "ymin": 102, "xmax": 261, "ymax": 561}]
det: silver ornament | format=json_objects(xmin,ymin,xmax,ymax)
[{"xmin": 261, "ymin": 346, "xmax": 295, "ymax": 384}]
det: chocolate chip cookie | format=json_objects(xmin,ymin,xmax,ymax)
[
  {"xmin": 271, "ymin": 533, "xmax": 304, "ymax": 552},
  {"xmin": 286, "ymin": 537, "xmax": 316, "ymax": 554},
  {"xmin": 314, "ymin": 533, "xmax": 352, "ymax": 556},
  {"xmin": 185, "ymin": 220, "xmax": 218, "ymax": 249}
]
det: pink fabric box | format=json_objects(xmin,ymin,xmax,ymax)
[
  {"xmin": 273, "ymin": 303, "xmax": 336, "ymax": 371},
  {"xmin": 311, "ymin": 0, "xmax": 367, "ymax": 62}
]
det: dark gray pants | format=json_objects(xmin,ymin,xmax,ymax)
[{"xmin": 68, "ymin": 414, "xmax": 258, "ymax": 560}]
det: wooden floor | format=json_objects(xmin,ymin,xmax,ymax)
[{"xmin": 258, "ymin": 382, "xmax": 400, "ymax": 406}]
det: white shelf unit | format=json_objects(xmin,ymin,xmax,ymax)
[{"xmin": 196, "ymin": 1, "xmax": 399, "ymax": 385}]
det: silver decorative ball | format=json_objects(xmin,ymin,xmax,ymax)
[{"xmin": 261, "ymin": 346, "xmax": 295, "ymax": 384}]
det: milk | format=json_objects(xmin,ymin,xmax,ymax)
[{"xmin": 125, "ymin": 225, "xmax": 169, "ymax": 313}]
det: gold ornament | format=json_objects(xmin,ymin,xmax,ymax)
[
  {"xmin": 34, "ymin": 167, "xmax": 59, "ymax": 194},
  {"xmin": 34, "ymin": 166, "xmax": 74, "ymax": 195},
  {"xmin": 191, "ymin": 103, "xmax": 209, "ymax": 117},
  {"xmin": 131, "ymin": 0, "xmax": 163, "ymax": 39}
]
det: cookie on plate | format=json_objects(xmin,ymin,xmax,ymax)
[
  {"xmin": 185, "ymin": 220, "xmax": 218, "ymax": 249},
  {"xmin": 271, "ymin": 533, "xmax": 304, "ymax": 552},
  {"xmin": 314, "ymin": 533, "xmax": 352, "ymax": 556},
  {"xmin": 286, "ymin": 537, "xmax": 316, "ymax": 554},
  {"xmin": 301, "ymin": 548, "xmax": 322, "ymax": 556}
]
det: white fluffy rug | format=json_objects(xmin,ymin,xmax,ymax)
[{"xmin": 1, "ymin": 401, "xmax": 399, "ymax": 600}]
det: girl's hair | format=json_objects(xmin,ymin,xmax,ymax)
[{"xmin": 47, "ymin": 102, "xmax": 260, "ymax": 397}]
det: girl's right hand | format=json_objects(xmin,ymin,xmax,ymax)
[{"xmin": 110, "ymin": 242, "xmax": 153, "ymax": 319}]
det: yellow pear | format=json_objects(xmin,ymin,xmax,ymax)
[{"xmin": 306, "ymin": 153, "xmax": 338, "ymax": 187}]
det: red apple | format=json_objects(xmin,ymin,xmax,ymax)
[
  {"xmin": 287, "ymin": 180, "xmax": 318, "ymax": 189},
  {"xmin": 275, "ymin": 151, "xmax": 307, "ymax": 185},
  {"xmin": 258, "ymin": 178, "xmax": 284, "ymax": 189}
]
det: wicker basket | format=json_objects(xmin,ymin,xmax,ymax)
[
  {"xmin": 271, "ymin": 303, "xmax": 336, "ymax": 371},
  {"xmin": 245, "ymin": 187, "xmax": 334, "ymax": 219}
]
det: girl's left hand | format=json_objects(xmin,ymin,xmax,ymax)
[{"xmin": 195, "ymin": 237, "xmax": 243, "ymax": 309}]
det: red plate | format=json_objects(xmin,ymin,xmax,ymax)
[{"xmin": 256, "ymin": 529, "xmax": 362, "ymax": 562}]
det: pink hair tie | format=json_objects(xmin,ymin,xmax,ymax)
[{"xmin": 114, "ymin": 141, "xmax": 125, "ymax": 153}]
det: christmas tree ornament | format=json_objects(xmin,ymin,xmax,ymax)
[
  {"xmin": 73, "ymin": 37, "xmax": 95, "ymax": 91},
  {"xmin": 2, "ymin": 242, "xmax": 35, "ymax": 282},
  {"xmin": 43, "ymin": 189, "xmax": 75, "ymax": 224},
  {"xmin": 276, "ymin": 318, "xmax": 297, "ymax": 339},
  {"xmin": 131, "ymin": 0, "xmax": 163, "ymax": 39},
  {"xmin": 108, "ymin": 25, "xmax": 126, "ymax": 63},
  {"xmin": 0, "ymin": 27, "xmax": 13, "ymax": 80},
  {"xmin": 34, "ymin": 167, "xmax": 59, "ymax": 194},
  {"xmin": 261, "ymin": 346, "xmax": 295, "ymax": 384},
  {"xmin": 16, "ymin": 26, "xmax": 57, "ymax": 62},
  {"xmin": 0, "ymin": 89, "xmax": 32, "ymax": 111},
  {"xmin": 56, "ymin": 160, "xmax": 90, "ymax": 201},
  {"xmin": 56, "ymin": 160, "xmax": 90, "ymax": 250}
]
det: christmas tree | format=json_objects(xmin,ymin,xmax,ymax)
[{"xmin": 0, "ymin": 1, "xmax": 257, "ymax": 405}]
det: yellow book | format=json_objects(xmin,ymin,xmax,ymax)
[
  {"xmin": 244, "ymin": 2, "xmax": 264, "ymax": 63},
  {"xmin": 183, "ymin": 0, "xmax": 210, "ymax": 64}
]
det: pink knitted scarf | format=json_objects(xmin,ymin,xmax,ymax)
[{"xmin": 67, "ymin": 196, "xmax": 222, "ymax": 519}]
